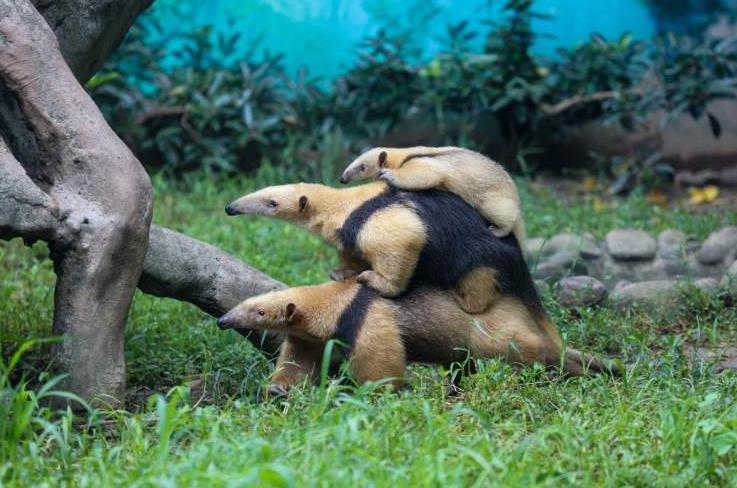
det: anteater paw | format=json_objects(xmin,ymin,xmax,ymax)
[
  {"xmin": 330, "ymin": 268, "xmax": 358, "ymax": 281},
  {"xmin": 379, "ymin": 169, "xmax": 398, "ymax": 185},
  {"xmin": 489, "ymin": 225, "xmax": 511, "ymax": 238},
  {"xmin": 356, "ymin": 270, "xmax": 373, "ymax": 285},
  {"xmin": 266, "ymin": 383, "xmax": 290, "ymax": 400}
]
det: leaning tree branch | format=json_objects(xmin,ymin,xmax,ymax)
[
  {"xmin": 135, "ymin": 106, "xmax": 189, "ymax": 125},
  {"xmin": 140, "ymin": 226, "xmax": 286, "ymax": 356},
  {"xmin": 540, "ymin": 89, "xmax": 645, "ymax": 116},
  {"xmin": 0, "ymin": 137, "xmax": 58, "ymax": 243}
]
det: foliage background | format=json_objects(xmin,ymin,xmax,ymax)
[{"xmin": 90, "ymin": 0, "xmax": 737, "ymax": 193}]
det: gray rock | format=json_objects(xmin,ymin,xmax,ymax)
[
  {"xmin": 527, "ymin": 233, "xmax": 603, "ymax": 261},
  {"xmin": 555, "ymin": 276, "xmax": 607, "ymax": 307},
  {"xmin": 610, "ymin": 280, "xmax": 679, "ymax": 309},
  {"xmin": 725, "ymin": 259, "xmax": 737, "ymax": 280},
  {"xmin": 693, "ymin": 278, "xmax": 720, "ymax": 293},
  {"xmin": 525, "ymin": 238, "xmax": 547, "ymax": 258},
  {"xmin": 548, "ymin": 233, "xmax": 603, "ymax": 260},
  {"xmin": 697, "ymin": 226, "xmax": 737, "ymax": 265},
  {"xmin": 657, "ymin": 229, "xmax": 687, "ymax": 260},
  {"xmin": 587, "ymin": 253, "xmax": 684, "ymax": 286},
  {"xmin": 613, "ymin": 280, "xmax": 632, "ymax": 292},
  {"xmin": 660, "ymin": 257, "xmax": 689, "ymax": 278},
  {"xmin": 688, "ymin": 255, "xmax": 728, "ymax": 280},
  {"xmin": 685, "ymin": 344, "xmax": 737, "ymax": 372},
  {"xmin": 606, "ymin": 229, "xmax": 657, "ymax": 261},
  {"xmin": 533, "ymin": 251, "xmax": 588, "ymax": 280}
]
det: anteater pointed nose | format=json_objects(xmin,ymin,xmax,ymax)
[
  {"xmin": 225, "ymin": 203, "xmax": 238, "ymax": 216},
  {"xmin": 339, "ymin": 175, "xmax": 348, "ymax": 184},
  {"xmin": 217, "ymin": 313, "xmax": 236, "ymax": 329}
]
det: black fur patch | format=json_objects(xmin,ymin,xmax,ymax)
[
  {"xmin": 338, "ymin": 187, "xmax": 401, "ymax": 252},
  {"xmin": 405, "ymin": 190, "xmax": 543, "ymax": 314},
  {"xmin": 338, "ymin": 188, "xmax": 543, "ymax": 315},
  {"xmin": 331, "ymin": 285, "xmax": 377, "ymax": 357},
  {"xmin": 398, "ymin": 150, "xmax": 459, "ymax": 168}
]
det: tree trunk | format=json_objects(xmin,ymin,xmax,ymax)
[
  {"xmin": 0, "ymin": 0, "xmax": 153, "ymax": 404},
  {"xmin": 0, "ymin": 0, "xmax": 287, "ymax": 403}
]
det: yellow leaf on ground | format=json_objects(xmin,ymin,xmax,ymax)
[
  {"xmin": 593, "ymin": 197, "xmax": 607, "ymax": 212},
  {"xmin": 646, "ymin": 189, "xmax": 668, "ymax": 206},
  {"xmin": 582, "ymin": 176, "xmax": 597, "ymax": 193},
  {"xmin": 703, "ymin": 185, "xmax": 720, "ymax": 202},
  {"xmin": 688, "ymin": 185, "xmax": 720, "ymax": 205}
]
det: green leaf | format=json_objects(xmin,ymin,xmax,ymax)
[{"xmin": 711, "ymin": 432, "xmax": 737, "ymax": 456}]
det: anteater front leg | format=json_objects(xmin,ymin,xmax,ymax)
[
  {"xmin": 350, "ymin": 302, "xmax": 407, "ymax": 388},
  {"xmin": 330, "ymin": 250, "xmax": 368, "ymax": 281},
  {"xmin": 268, "ymin": 337, "xmax": 324, "ymax": 397},
  {"xmin": 356, "ymin": 237, "xmax": 422, "ymax": 297},
  {"xmin": 379, "ymin": 158, "xmax": 443, "ymax": 190},
  {"xmin": 356, "ymin": 206, "xmax": 426, "ymax": 297}
]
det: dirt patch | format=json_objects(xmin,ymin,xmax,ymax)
[{"xmin": 684, "ymin": 343, "xmax": 737, "ymax": 372}]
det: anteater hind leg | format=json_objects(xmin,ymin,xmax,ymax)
[
  {"xmin": 453, "ymin": 267, "xmax": 498, "ymax": 314},
  {"xmin": 480, "ymin": 195, "xmax": 521, "ymax": 239},
  {"xmin": 268, "ymin": 337, "xmax": 324, "ymax": 397}
]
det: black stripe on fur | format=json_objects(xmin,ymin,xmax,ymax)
[
  {"xmin": 398, "ymin": 150, "xmax": 459, "ymax": 167},
  {"xmin": 338, "ymin": 187, "xmax": 401, "ymax": 252},
  {"xmin": 331, "ymin": 285, "xmax": 377, "ymax": 357}
]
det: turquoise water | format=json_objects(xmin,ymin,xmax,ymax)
[{"xmin": 149, "ymin": 0, "xmax": 656, "ymax": 79}]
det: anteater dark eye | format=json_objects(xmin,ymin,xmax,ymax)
[
  {"xmin": 360, "ymin": 163, "xmax": 366, "ymax": 171},
  {"xmin": 258, "ymin": 310, "xmax": 265, "ymax": 316},
  {"xmin": 267, "ymin": 200, "xmax": 278, "ymax": 208}
]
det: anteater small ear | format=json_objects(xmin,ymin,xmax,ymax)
[
  {"xmin": 285, "ymin": 303, "xmax": 297, "ymax": 322},
  {"xmin": 299, "ymin": 195, "xmax": 308, "ymax": 212},
  {"xmin": 378, "ymin": 151, "xmax": 387, "ymax": 168}
]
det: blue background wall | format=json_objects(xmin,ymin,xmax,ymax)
[{"xmin": 148, "ymin": 0, "xmax": 657, "ymax": 79}]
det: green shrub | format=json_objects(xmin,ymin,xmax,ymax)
[
  {"xmin": 91, "ymin": 20, "xmax": 298, "ymax": 173},
  {"xmin": 90, "ymin": 0, "xmax": 737, "ymax": 186}
]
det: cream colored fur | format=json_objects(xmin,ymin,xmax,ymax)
[
  {"xmin": 227, "ymin": 182, "xmax": 426, "ymax": 299},
  {"xmin": 341, "ymin": 146, "xmax": 524, "ymax": 241}
]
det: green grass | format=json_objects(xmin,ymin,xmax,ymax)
[{"xmin": 2, "ymin": 171, "xmax": 737, "ymax": 486}]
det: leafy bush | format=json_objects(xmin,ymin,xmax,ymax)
[
  {"xmin": 90, "ymin": 0, "xmax": 737, "ymax": 186},
  {"xmin": 92, "ymin": 20, "xmax": 298, "ymax": 173},
  {"xmin": 330, "ymin": 30, "xmax": 422, "ymax": 141}
]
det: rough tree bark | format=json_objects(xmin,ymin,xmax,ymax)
[
  {"xmin": 0, "ymin": 0, "xmax": 283, "ymax": 404},
  {"xmin": 0, "ymin": 0, "xmax": 153, "ymax": 404}
]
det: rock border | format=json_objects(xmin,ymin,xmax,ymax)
[{"xmin": 526, "ymin": 226, "xmax": 737, "ymax": 309}]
